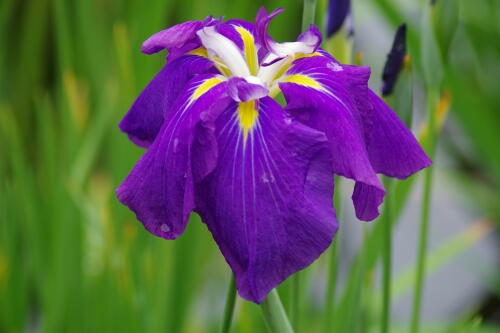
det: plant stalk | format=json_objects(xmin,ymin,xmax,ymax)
[
  {"xmin": 324, "ymin": 176, "xmax": 342, "ymax": 333},
  {"xmin": 381, "ymin": 179, "xmax": 393, "ymax": 333},
  {"xmin": 410, "ymin": 89, "xmax": 439, "ymax": 333},
  {"xmin": 220, "ymin": 274, "xmax": 237, "ymax": 333},
  {"xmin": 302, "ymin": 0, "xmax": 317, "ymax": 31},
  {"xmin": 262, "ymin": 289, "xmax": 295, "ymax": 333}
]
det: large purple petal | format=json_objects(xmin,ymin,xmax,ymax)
[
  {"xmin": 196, "ymin": 97, "xmax": 337, "ymax": 303},
  {"xmin": 280, "ymin": 57, "xmax": 385, "ymax": 221},
  {"xmin": 117, "ymin": 74, "xmax": 228, "ymax": 239},
  {"xmin": 362, "ymin": 90, "xmax": 432, "ymax": 178},
  {"xmin": 119, "ymin": 55, "xmax": 215, "ymax": 148}
]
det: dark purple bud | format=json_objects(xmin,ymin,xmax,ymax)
[
  {"xmin": 430, "ymin": 0, "xmax": 438, "ymax": 5},
  {"xmin": 381, "ymin": 23, "xmax": 407, "ymax": 96},
  {"xmin": 325, "ymin": 0, "xmax": 351, "ymax": 37}
]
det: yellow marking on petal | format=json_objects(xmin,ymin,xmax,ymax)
[
  {"xmin": 189, "ymin": 47, "xmax": 231, "ymax": 76},
  {"xmin": 238, "ymin": 100, "xmax": 258, "ymax": 144},
  {"xmin": 282, "ymin": 74, "xmax": 324, "ymax": 90},
  {"xmin": 187, "ymin": 46, "xmax": 209, "ymax": 58},
  {"xmin": 189, "ymin": 77, "xmax": 223, "ymax": 105},
  {"xmin": 269, "ymin": 52, "xmax": 322, "ymax": 83},
  {"xmin": 234, "ymin": 26, "xmax": 258, "ymax": 75},
  {"xmin": 295, "ymin": 52, "xmax": 323, "ymax": 59}
]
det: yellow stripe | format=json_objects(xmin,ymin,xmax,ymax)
[
  {"xmin": 237, "ymin": 100, "xmax": 258, "ymax": 144},
  {"xmin": 189, "ymin": 77, "xmax": 223, "ymax": 105},
  {"xmin": 187, "ymin": 47, "xmax": 209, "ymax": 58},
  {"xmin": 282, "ymin": 74, "xmax": 324, "ymax": 90},
  {"xmin": 270, "ymin": 53, "xmax": 323, "ymax": 82},
  {"xmin": 234, "ymin": 26, "xmax": 258, "ymax": 75},
  {"xmin": 188, "ymin": 47, "xmax": 231, "ymax": 76},
  {"xmin": 295, "ymin": 52, "xmax": 323, "ymax": 59}
]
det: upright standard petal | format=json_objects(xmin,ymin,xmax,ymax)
[
  {"xmin": 119, "ymin": 54, "xmax": 215, "ymax": 147},
  {"xmin": 280, "ymin": 56, "xmax": 385, "ymax": 221},
  {"xmin": 195, "ymin": 97, "xmax": 338, "ymax": 303},
  {"xmin": 117, "ymin": 74, "xmax": 228, "ymax": 239},
  {"xmin": 256, "ymin": 7, "xmax": 321, "ymax": 58}
]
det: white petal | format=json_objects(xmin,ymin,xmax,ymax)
[{"xmin": 197, "ymin": 26, "xmax": 250, "ymax": 77}]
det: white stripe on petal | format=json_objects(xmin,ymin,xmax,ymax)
[{"xmin": 197, "ymin": 26, "xmax": 250, "ymax": 77}]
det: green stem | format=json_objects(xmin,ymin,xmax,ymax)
[
  {"xmin": 381, "ymin": 179, "xmax": 393, "ymax": 333},
  {"xmin": 220, "ymin": 275, "xmax": 237, "ymax": 333},
  {"xmin": 410, "ymin": 89, "xmax": 438, "ymax": 333},
  {"xmin": 301, "ymin": 0, "xmax": 317, "ymax": 31},
  {"xmin": 262, "ymin": 289, "xmax": 295, "ymax": 333},
  {"xmin": 290, "ymin": 274, "xmax": 301, "ymax": 332},
  {"xmin": 324, "ymin": 176, "xmax": 342, "ymax": 333}
]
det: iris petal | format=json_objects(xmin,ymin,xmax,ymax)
[
  {"xmin": 119, "ymin": 55, "xmax": 215, "ymax": 147},
  {"xmin": 255, "ymin": 7, "xmax": 321, "ymax": 58},
  {"xmin": 363, "ymin": 90, "xmax": 432, "ymax": 178},
  {"xmin": 227, "ymin": 77, "xmax": 269, "ymax": 102},
  {"xmin": 280, "ymin": 55, "xmax": 431, "ymax": 220},
  {"xmin": 141, "ymin": 16, "xmax": 219, "ymax": 59},
  {"xmin": 117, "ymin": 74, "xmax": 228, "ymax": 239},
  {"xmin": 195, "ymin": 97, "xmax": 338, "ymax": 303},
  {"xmin": 197, "ymin": 26, "xmax": 250, "ymax": 77},
  {"xmin": 280, "ymin": 57, "xmax": 386, "ymax": 221}
]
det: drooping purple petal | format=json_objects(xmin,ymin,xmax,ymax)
[
  {"xmin": 226, "ymin": 77, "xmax": 269, "ymax": 102},
  {"xmin": 280, "ymin": 57, "xmax": 385, "ymax": 221},
  {"xmin": 362, "ymin": 90, "xmax": 432, "ymax": 178},
  {"xmin": 325, "ymin": 0, "xmax": 351, "ymax": 37},
  {"xmin": 117, "ymin": 74, "xmax": 229, "ymax": 239},
  {"xmin": 119, "ymin": 55, "xmax": 215, "ymax": 148},
  {"xmin": 195, "ymin": 97, "xmax": 337, "ymax": 303}
]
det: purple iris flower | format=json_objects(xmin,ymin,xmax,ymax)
[{"xmin": 117, "ymin": 7, "xmax": 431, "ymax": 303}]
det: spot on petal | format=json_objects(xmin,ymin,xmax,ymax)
[{"xmin": 327, "ymin": 62, "xmax": 343, "ymax": 72}]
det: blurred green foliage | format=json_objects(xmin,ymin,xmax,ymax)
[{"xmin": 0, "ymin": 0, "xmax": 499, "ymax": 332}]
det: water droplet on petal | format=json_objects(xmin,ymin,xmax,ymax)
[
  {"xmin": 160, "ymin": 224, "xmax": 171, "ymax": 233},
  {"xmin": 173, "ymin": 138, "xmax": 180, "ymax": 152},
  {"xmin": 261, "ymin": 173, "xmax": 269, "ymax": 183},
  {"xmin": 327, "ymin": 62, "xmax": 343, "ymax": 72}
]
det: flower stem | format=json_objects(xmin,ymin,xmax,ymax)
[
  {"xmin": 381, "ymin": 179, "xmax": 393, "ymax": 333},
  {"xmin": 262, "ymin": 289, "xmax": 295, "ymax": 333},
  {"xmin": 410, "ymin": 89, "xmax": 438, "ymax": 333},
  {"xmin": 220, "ymin": 274, "xmax": 237, "ymax": 333},
  {"xmin": 302, "ymin": 0, "xmax": 317, "ymax": 31},
  {"xmin": 324, "ymin": 176, "xmax": 342, "ymax": 333},
  {"xmin": 290, "ymin": 273, "xmax": 301, "ymax": 332}
]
